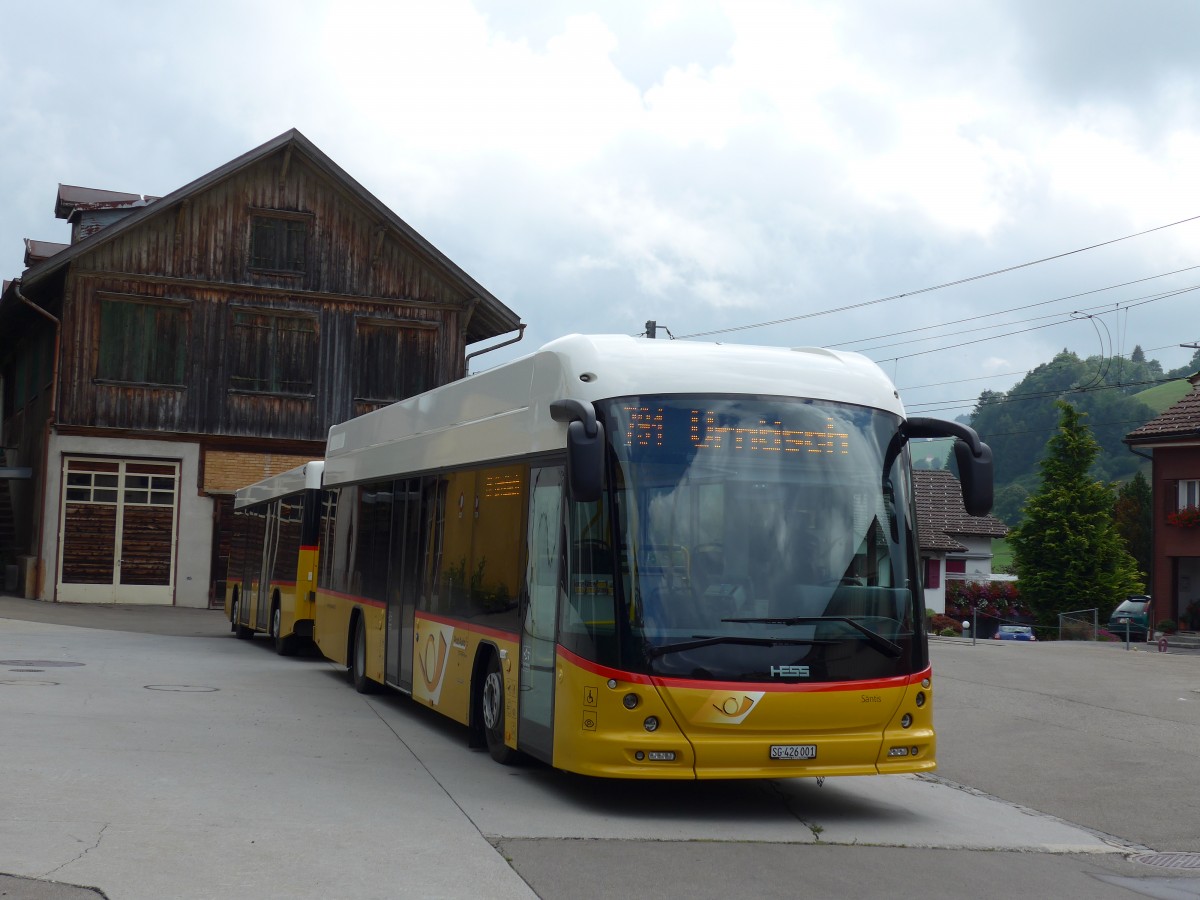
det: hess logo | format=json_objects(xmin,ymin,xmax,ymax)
[{"xmin": 770, "ymin": 665, "xmax": 810, "ymax": 678}]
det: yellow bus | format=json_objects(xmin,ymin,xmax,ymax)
[
  {"xmin": 225, "ymin": 460, "xmax": 325, "ymax": 655},
  {"xmin": 314, "ymin": 335, "xmax": 993, "ymax": 779}
]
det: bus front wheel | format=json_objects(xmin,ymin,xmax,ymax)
[{"xmin": 480, "ymin": 653, "xmax": 519, "ymax": 765}]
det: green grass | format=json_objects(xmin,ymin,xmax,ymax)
[
  {"xmin": 1132, "ymin": 379, "xmax": 1191, "ymax": 414},
  {"xmin": 991, "ymin": 538, "xmax": 1013, "ymax": 572}
]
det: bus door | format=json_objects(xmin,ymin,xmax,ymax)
[
  {"xmin": 257, "ymin": 500, "xmax": 281, "ymax": 632},
  {"xmin": 518, "ymin": 466, "xmax": 564, "ymax": 761},
  {"xmin": 385, "ymin": 478, "xmax": 425, "ymax": 691}
]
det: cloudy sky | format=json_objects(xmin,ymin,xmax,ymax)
[{"xmin": 4, "ymin": 0, "xmax": 1199, "ymax": 418}]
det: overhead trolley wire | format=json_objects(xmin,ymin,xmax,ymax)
[
  {"xmin": 827, "ymin": 265, "xmax": 1200, "ymax": 352},
  {"xmin": 676, "ymin": 214, "xmax": 1200, "ymax": 340}
]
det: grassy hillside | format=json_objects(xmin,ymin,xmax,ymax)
[
  {"xmin": 1132, "ymin": 379, "xmax": 1191, "ymax": 414},
  {"xmin": 992, "ymin": 538, "xmax": 1013, "ymax": 573}
]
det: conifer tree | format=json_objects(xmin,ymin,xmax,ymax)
[
  {"xmin": 1009, "ymin": 401, "xmax": 1144, "ymax": 630},
  {"xmin": 1113, "ymin": 471, "xmax": 1153, "ymax": 589}
]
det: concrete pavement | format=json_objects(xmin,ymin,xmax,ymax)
[{"xmin": 4, "ymin": 598, "xmax": 1200, "ymax": 899}]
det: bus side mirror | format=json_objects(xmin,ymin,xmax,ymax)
[
  {"xmin": 953, "ymin": 438, "xmax": 993, "ymax": 517},
  {"xmin": 901, "ymin": 417, "xmax": 995, "ymax": 518},
  {"xmin": 551, "ymin": 398, "xmax": 606, "ymax": 503},
  {"xmin": 566, "ymin": 419, "xmax": 605, "ymax": 502}
]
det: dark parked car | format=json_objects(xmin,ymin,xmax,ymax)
[
  {"xmin": 1108, "ymin": 595, "xmax": 1151, "ymax": 642},
  {"xmin": 994, "ymin": 625, "xmax": 1036, "ymax": 641}
]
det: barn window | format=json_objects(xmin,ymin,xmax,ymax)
[
  {"xmin": 353, "ymin": 319, "xmax": 437, "ymax": 403},
  {"xmin": 97, "ymin": 299, "xmax": 187, "ymax": 386},
  {"xmin": 229, "ymin": 310, "xmax": 316, "ymax": 395},
  {"xmin": 249, "ymin": 214, "xmax": 308, "ymax": 273}
]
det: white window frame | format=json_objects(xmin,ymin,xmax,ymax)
[{"xmin": 1180, "ymin": 479, "xmax": 1200, "ymax": 510}]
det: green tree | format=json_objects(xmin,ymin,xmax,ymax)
[
  {"xmin": 1166, "ymin": 347, "xmax": 1200, "ymax": 380},
  {"xmin": 1009, "ymin": 401, "xmax": 1144, "ymax": 631},
  {"xmin": 992, "ymin": 481, "xmax": 1031, "ymax": 528},
  {"xmin": 1113, "ymin": 471, "xmax": 1153, "ymax": 589}
]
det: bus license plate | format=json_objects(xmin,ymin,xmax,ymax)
[{"xmin": 770, "ymin": 744, "xmax": 817, "ymax": 760}]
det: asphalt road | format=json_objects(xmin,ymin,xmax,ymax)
[
  {"xmin": 2, "ymin": 596, "xmax": 1199, "ymax": 899},
  {"xmin": 931, "ymin": 635, "xmax": 1200, "ymax": 854}
]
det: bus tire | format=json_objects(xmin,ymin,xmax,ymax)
[
  {"xmin": 351, "ymin": 616, "xmax": 378, "ymax": 694},
  {"xmin": 480, "ymin": 652, "xmax": 519, "ymax": 765},
  {"xmin": 231, "ymin": 597, "xmax": 253, "ymax": 640},
  {"xmin": 271, "ymin": 605, "xmax": 296, "ymax": 656}
]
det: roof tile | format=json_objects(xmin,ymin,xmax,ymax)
[
  {"xmin": 913, "ymin": 469, "xmax": 1008, "ymax": 553},
  {"xmin": 1125, "ymin": 375, "xmax": 1200, "ymax": 441}
]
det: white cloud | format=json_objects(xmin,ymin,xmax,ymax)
[{"xmin": 4, "ymin": 0, "xmax": 1200, "ymax": 394}]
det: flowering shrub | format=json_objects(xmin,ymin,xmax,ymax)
[
  {"xmin": 928, "ymin": 614, "xmax": 962, "ymax": 635},
  {"xmin": 944, "ymin": 580, "xmax": 1029, "ymax": 622},
  {"xmin": 1167, "ymin": 506, "xmax": 1200, "ymax": 528}
]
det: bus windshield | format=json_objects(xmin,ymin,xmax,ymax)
[{"xmin": 584, "ymin": 395, "xmax": 923, "ymax": 684}]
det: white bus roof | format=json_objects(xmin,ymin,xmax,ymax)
[
  {"xmin": 233, "ymin": 460, "xmax": 325, "ymax": 509},
  {"xmin": 324, "ymin": 334, "xmax": 906, "ymax": 488}
]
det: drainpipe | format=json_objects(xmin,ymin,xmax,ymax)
[{"xmin": 13, "ymin": 278, "xmax": 60, "ymax": 600}]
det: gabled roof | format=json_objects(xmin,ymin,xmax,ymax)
[
  {"xmin": 914, "ymin": 469, "xmax": 1008, "ymax": 554},
  {"xmin": 54, "ymin": 185, "xmax": 150, "ymax": 219},
  {"xmin": 1125, "ymin": 374, "xmax": 1200, "ymax": 443},
  {"xmin": 23, "ymin": 239, "xmax": 69, "ymax": 267},
  {"xmin": 20, "ymin": 129, "xmax": 520, "ymax": 341}
]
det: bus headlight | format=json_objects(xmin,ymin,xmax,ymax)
[
  {"xmin": 915, "ymin": 692, "xmax": 926, "ymax": 708},
  {"xmin": 643, "ymin": 716, "xmax": 659, "ymax": 732},
  {"xmin": 623, "ymin": 693, "xmax": 640, "ymax": 709},
  {"xmin": 900, "ymin": 713, "xmax": 913, "ymax": 728}
]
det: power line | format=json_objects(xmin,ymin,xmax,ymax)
[
  {"xmin": 676, "ymin": 213, "xmax": 1200, "ymax": 340},
  {"xmin": 827, "ymin": 264, "xmax": 1200, "ymax": 352},
  {"xmin": 904, "ymin": 375, "xmax": 1183, "ymax": 414},
  {"xmin": 898, "ymin": 341, "xmax": 1188, "ymax": 391},
  {"xmin": 871, "ymin": 286, "xmax": 1199, "ymax": 364}
]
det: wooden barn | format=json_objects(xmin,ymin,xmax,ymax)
[{"xmin": 0, "ymin": 129, "xmax": 521, "ymax": 607}]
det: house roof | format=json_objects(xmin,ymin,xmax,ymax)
[
  {"xmin": 1124, "ymin": 374, "xmax": 1200, "ymax": 443},
  {"xmin": 19, "ymin": 129, "xmax": 520, "ymax": 342},
  {"xmin": 54, "ymin": 184, "xmax": 150, "ymax": 219},
  {"xmin": 913, "ymin": 468, "xmax": 1008, "ymax": 553},
  {"xmin": 23, "ymin": 239, "xmax": 69, "ymax": 267}
]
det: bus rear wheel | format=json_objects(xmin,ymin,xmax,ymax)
[
  {"xmin": 480, "ymin": 653, "xmax": 519, "ymax": 765},
  {"xmin": 271, "ymin": 606, "xmax": 296, "ymax": 656},
  {"xmin": 231, "ymin": 599, "xmax": 253, "ymax": 640},
  {"xmin": 351, "ymin": 617, "xmax": 377, "ymax": 694}
]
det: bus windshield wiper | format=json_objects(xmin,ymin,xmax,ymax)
[
  {"xmin": 646, "ymin": 635, "xmax": 834, "ymax": 659},
  {"xmin": 721, "ymin": 616, "xmax": 904, "ymax": 659}
]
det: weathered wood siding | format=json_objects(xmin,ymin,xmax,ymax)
[{"xmin": 56, "ymin": 147, "xmax": 476, "ymax": 441}]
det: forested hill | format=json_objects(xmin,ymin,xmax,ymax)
[{"xmin": 960, "ymin": 346, "xmax": 1200, "ymax": 525}]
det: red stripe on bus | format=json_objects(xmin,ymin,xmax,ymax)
[
  {"xmin": 319, "ymin": 588, "xmax": 386, "ymax": 610},
  {"xmin": 300, "ymin": 545, "xmax": 319, "ymax": 552},
  {"xmin": 556, "ymin": 646, "xmax": 930, "ymax": 693},
  {"xmin": 415, "ymin": 611, "xmax": 518, "ymax": 642}
]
